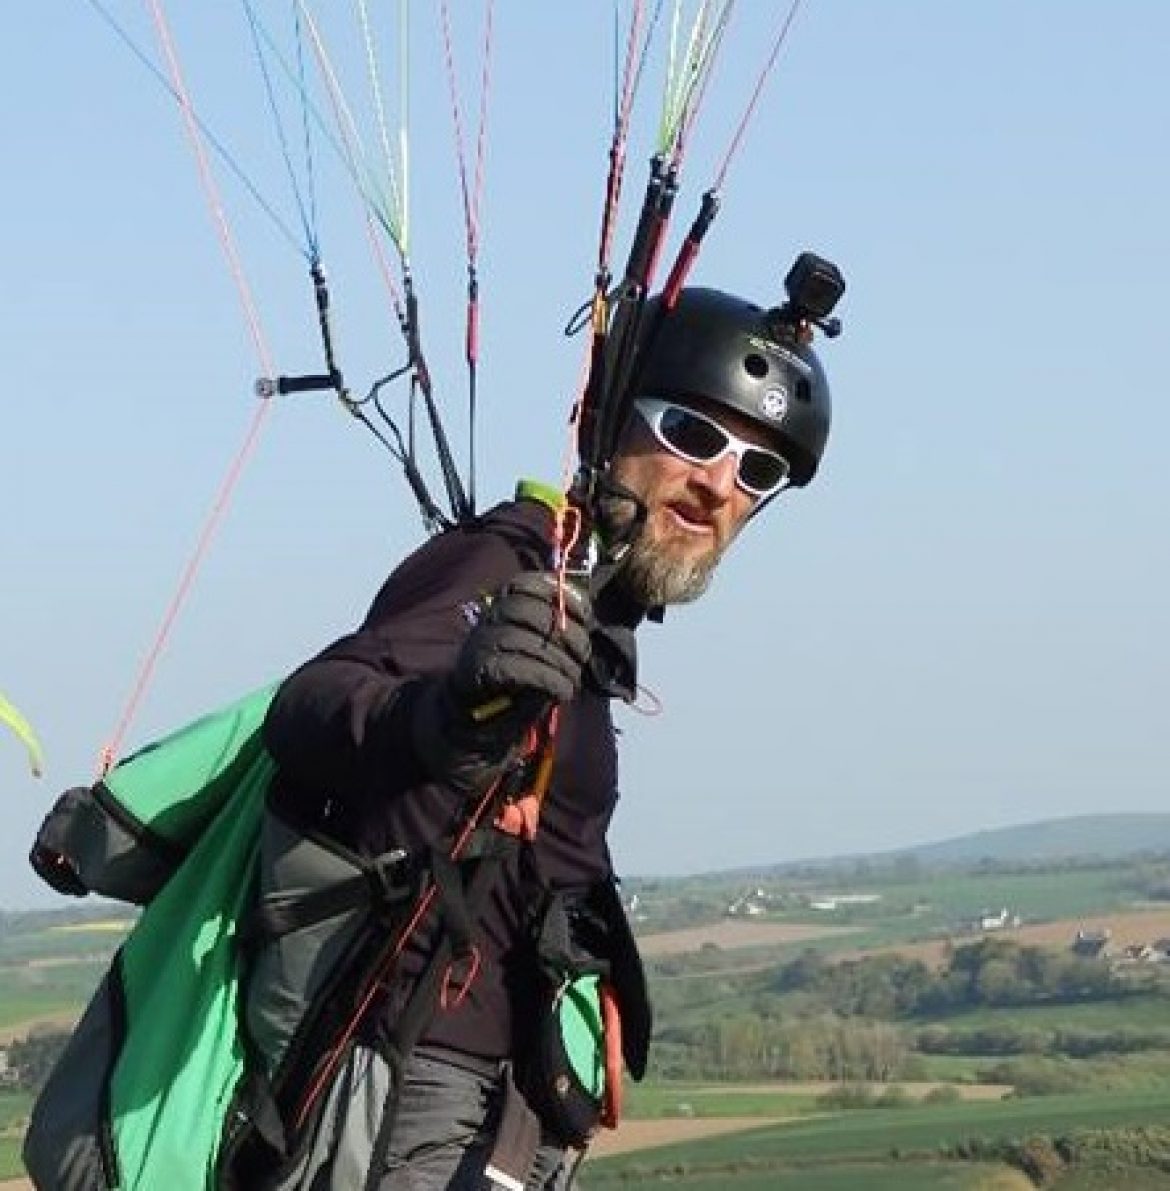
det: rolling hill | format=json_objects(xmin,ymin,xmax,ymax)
[
  {"xmin": 893, "ymin": 813, "xmax": 1170, "ymax": 867},
  {"xmin": 683, "ymin": 814, "xmax": 1170, "ymax": 887}
]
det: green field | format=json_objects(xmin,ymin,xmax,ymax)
[
  {"xmin": 0, "ymin": 1139, "xmax": 23, "ymax": 1181},
  {"xmin": 624, "ymin": 1082, "xmax": 821, "ymax": 1118},
  {"xmin": 0, "ymin": 966, "xmax": 103, "ymax": 1032},
  {"xmin": 0, "ymin": 1000, "xmax": 78, "ymax": 1033},
  {"xmin": 0, "ymin": 914, "xmax": 122, "ymax": 1020},
  {"xmin": 0, "ymin": 1093, "xmax": 31, "ymax": 1181},
  {"xmin": 0, "ymin": 913, "xmax": 131, "ymax": 964},
  {"xmin": 703, "ymin": 1089, "xmax": 1170, "ymax": 1161},
  {"xmin": 4, "ymin": 852, "xmax": 1170, "ymax": 1185},
  {"xmin": 916, "ymin": 1053, "xmax": 999, "ymax": 1080},
  {"xmin": 921, "ymin": 993, "xmax": 1170, "ymax": 1032},
  {"xmin": 585, "ymin": 1161, "xmax": 1026, "ymax": 1190},
  {"xmin": 0, "ymin": 1092, "xmax": 31, "ymax": 1131},
  {"xmin": 843, "ymin": 867, "xmax": 1130, "ymax": 925},
  {"xmin": 640, "ymin": 863, "xmax": 1136, "ymax": 946},
  {"xmin": 584, "ymin": 1089, "xmax": 1170, "ymax": 1186},
  {"xmin": 1059, "ymin": 1174, "xmax": 1170, "ymax": 1190}
]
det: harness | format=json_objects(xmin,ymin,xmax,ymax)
[{"xmin": 24, "ymin": 490, "xmax": 649, "ymax": 1191}]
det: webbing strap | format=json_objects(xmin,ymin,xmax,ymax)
[
  {"xmin": 245, "ymin": 848, "xmax": 417, "ymax": 944},
  {"xmin": 428, "ymin": 849, "xmax": 476, "ymax": 960},
  {"xmin": 384, "ymin": 832, "xmax": 518, "ymax": 1061}
]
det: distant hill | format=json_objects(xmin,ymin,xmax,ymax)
[
  {"xmin": 679, "ymin": 814, "xmax": 1170, "ymax": 887},
  {"xmin": 893, "ymin": 814, "xmax": 1170, "ymax": 867}
]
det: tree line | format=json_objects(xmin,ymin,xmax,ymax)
[
  {"xmin": 648, "ymin": 936, "xmax": 1156, "ymax": 1081},
  {"xmin": 770, "ymin": 936, "xmax": 1122, "ymax": 1017}
]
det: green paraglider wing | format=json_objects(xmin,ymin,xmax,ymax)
[{"xmin": 0, "ymin": 690, "xmax": 45, "ymax": 777}]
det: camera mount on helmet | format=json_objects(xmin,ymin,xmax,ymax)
[{"xmin": 768, "ymin": 252, "xmax": 846, "ymax": 344}]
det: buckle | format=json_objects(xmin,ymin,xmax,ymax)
[{"xmin": 364, "ymin": 847, "xmax": 413, "ymax": 908}]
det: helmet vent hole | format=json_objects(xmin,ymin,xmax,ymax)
[
  {"xmin": 796, "ymin": 378, "xmax": 812, "ymax": 403},
  {"xmin": 743, "ymin": 353, "xmax": 769, "ymax": 379}
]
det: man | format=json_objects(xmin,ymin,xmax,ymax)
[{"xmin": 253, "ymin": 282, "xmax": 835, "ymax": 1190}]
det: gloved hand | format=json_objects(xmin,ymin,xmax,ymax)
[{"xmin": 411, "ymin": 572, "xmax": 592, "ymax": 794}]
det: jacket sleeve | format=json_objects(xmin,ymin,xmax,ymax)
[
  {"xmin": 262, "ymin": 632, "xmax": 426, "ymax": 799},
  {"xmin": 262, "ymin": 521, "xmax": 527, "ymax": 801}
]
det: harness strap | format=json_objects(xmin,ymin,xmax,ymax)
[
  {"xmin": 429, "ymin": 847, "xmax": 476, "ymax": 960},
  {"xmin": 242, "ymin": 847, "xmax": 417, "ymax": 944},
  {"xmin": 364, "ymin": 834, "xmax": 521, "ymax": 1185},
  {"xmin": 484, "ymin": 1064, "xmax": 541, "ymax": 1191},
  {"xmin": 396, "ymin": 833, "xmax": 518, "ymax": 1044}
]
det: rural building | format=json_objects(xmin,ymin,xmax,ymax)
[
  {"xmin": 1119, "ymin": 943, "xmax": 1157, "ymax": 963},
  {"xmin": 806, "ymin": 893, "xmax": 883, "ymax": 912},
  {"xmin": 726, "ymin": 889, "xmax": 771, "ymax": 916},
  {"xmin": 958, "ymin": 907, "xmax": 1022, "ymax": 933},
  {"xmin": 1071, "ymin": 928, "xmax": 1112, "ymax": 959}
]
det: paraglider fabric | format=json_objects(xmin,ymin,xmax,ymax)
[{"xmin": 0, "ymin": 689, "xmax": 44, "ymax": 776}]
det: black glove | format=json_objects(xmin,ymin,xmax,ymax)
[{"xmin": 411, "ymin": 572, "xmax": 592, "ymax": 794}]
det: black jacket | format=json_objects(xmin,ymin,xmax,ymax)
[{"xmin": 262, "ymin": 492, "xmax": 641, "ymax": 1060}]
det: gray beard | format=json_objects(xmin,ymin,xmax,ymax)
[{"xmin": 615, "ymin": 533, "xmax": 719, "ymax": 607}]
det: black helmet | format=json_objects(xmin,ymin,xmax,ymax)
[{"xmin": 624, "ymin": 287, "xmax": 832, "ymax": 487}]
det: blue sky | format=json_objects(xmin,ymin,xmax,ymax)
[{"xmin": 4, "ymin": 3, "xmax": 1169, "ymax": 907}]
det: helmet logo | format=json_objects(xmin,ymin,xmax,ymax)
[
  {"xmin": 747, "ymin": 335, "xmax": 813, "ymax": 378},
  {"xmin": 760, "ymin": 386, "xmax": 789, "ymax": 421}
]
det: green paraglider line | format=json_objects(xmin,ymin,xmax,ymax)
[{"xmin": 0, "ymin": 690, "xmax": 45, "ymax": 778}]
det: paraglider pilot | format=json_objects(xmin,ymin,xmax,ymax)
[{"xmin": 252, "ymin": 261, "xmax": 844, "ymax": 1190}]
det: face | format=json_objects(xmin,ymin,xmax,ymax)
[{"xmin": 606, "ymin": 396, "xmax": 778, "ymax": 607}]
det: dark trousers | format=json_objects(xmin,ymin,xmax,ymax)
[{"xmin": 268, "ymin": 1045, "xmax": 573, "ymax": 1190}]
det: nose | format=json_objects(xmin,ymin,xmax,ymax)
[{"xmin": 692, "ymin": 450, "xmax": 739, "ymax": 500}]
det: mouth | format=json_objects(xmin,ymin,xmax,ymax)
[{"xmin": 664, "ymin": 501, "xmax": 718, "ymax": 537}]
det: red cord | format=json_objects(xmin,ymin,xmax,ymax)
[{"xmin": 102, "ymin": 0, "xmax": 280, "ymax": 772}]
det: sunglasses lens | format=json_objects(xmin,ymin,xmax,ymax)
[
  {"xmin": 739, "ymin": 450, "xmax": 789, "ymax": 494},
  {"xmin": 657, "ymin": 406, "xmax": 727, "ymax": 462}
]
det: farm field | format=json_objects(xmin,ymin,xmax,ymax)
[
  {"xmin": 852, "ymin": 906, "xmax": 1170, "ymax": 967},
  {"xmin": 0, "ymin": 1078, "xmax": 1015, "ymax": 1181},
  {"xmin": 7, "ymin": 846, "xmax": 1170, "ymax": 1186},
  {"xmin": 0, "ymin": 912, "xmax": 126, "ymax": 1042},
  {"xmin": 628, "ymin": 866, "xmax": 1163, "ymax": 973},
  {"xmin": 623, "ymin": 1079, "xmax": 1011, "ymax": 1119},
  {"xmin": 636, "ymin": 864, "xmax": 1134, "ymax": 935},
  {"xmin": 583, "ymin": 1088, "xmax": 1170, "ymax": 1188},
  {"xmin": 0, "ymin": 1165, "xmax": 29, "ymax": 1191},
  {"xmin": 914, "ymin": 989, "xmax": 1170, "ymax": 1033},
  {"xmin": 1058, "ymin": 1175, "xmax": 1170, "ymax": 1190},
  {"xmin": 0, "ymin": 965, "xmax": 103, "ymax": 1040},
  {"xmin": 593, "ymin": 1078, "xmax": 1015, "ymax": 1156},
  {"xmin": 0, "ymin": 1004, "xmax": 80, "ymax": 1042},
  {"xmin": 585, "ymin": 1160, "xmax": 1031, "ymax": 1190},
  {"xmin": 0, "ymin": 918, "xmax": 129, "ymax": 965},
  {"xmin": 636, "ymin": 918, "xmax": 858, "ymax": 956},
  {"xmin": 0, "ymin": 1094, "xmax": 31, "ymax": 1187},
  {"xmin": 590, "ymin": 1115, "xmax": 790, "ymax": 1158}
]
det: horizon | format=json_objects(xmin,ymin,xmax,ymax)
[{"xmin": 6, "ymin": 810, "xmax": 1170, "ymax": 913}]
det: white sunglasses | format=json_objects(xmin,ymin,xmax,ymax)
[{"xmin": 633, "ymin": 397, "xmax": 791, "ymax": 498}]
